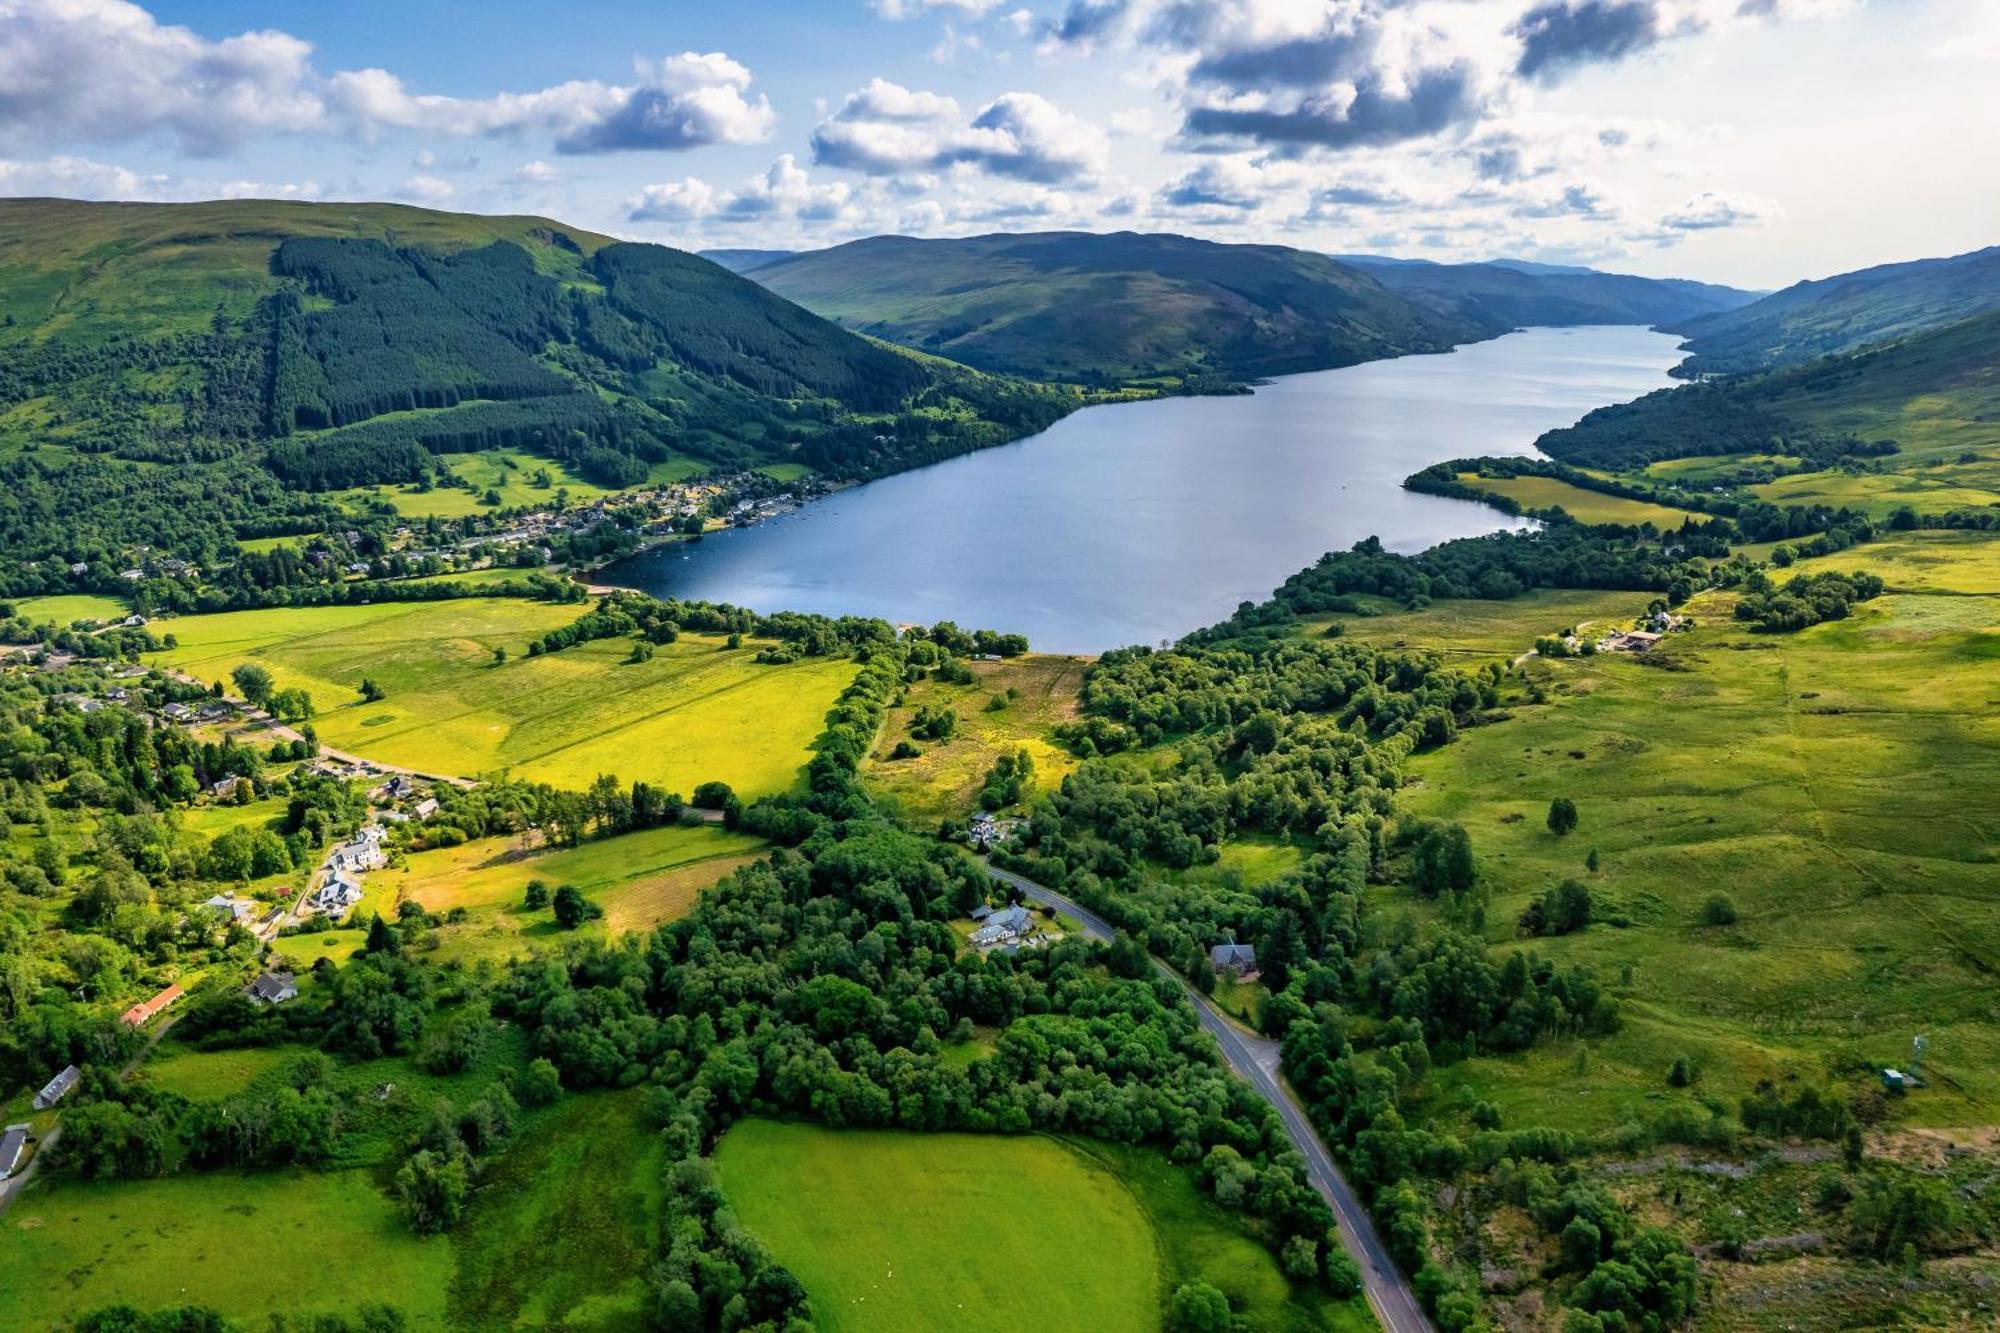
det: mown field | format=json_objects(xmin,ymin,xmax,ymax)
[
  {"xmin": 385, "ymin": 823, "xmax": 764, "ymax": 961},
  {"xmin": 145, "ymin": 599, "xmax": 857, "ymax": 795},
  {"xmin": 714, "ymin": 1120, "xmax": 1367, "ymax": 1333},
  {"xmin": 11, "ymin": 593, "xmax": 129, "ymax": 626},
  {"xmin": 1378, "ymin": 532, "xmax": 2000, "ymax": 1135},
  {"xmin": 1455, "ymin": 473, "xmax": 1706, "ymax": 527},
  {"xmin": 865, "ymin": 654, "xmax": 1088, "ymax": 825}
]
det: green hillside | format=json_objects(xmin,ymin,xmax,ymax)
[
  {"xmin": 1530, "ymin": 307, "xmax": 2000, "ymax": 515},
  {"xmin": 733, "ymin": 230, "xmax": 1492, "ymax": 383},
  {"xmin": 1341, "ymin": 256, "xmax": 1755, "ymax": 329},
  {"xmin": 0, "ymin": 198, "xmax": 1080, "ymax": 593},
  {"xmin": 1665, "ymin": 242, "xmax": 2000, "ymax": 375}
]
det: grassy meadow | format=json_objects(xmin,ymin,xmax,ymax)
[
  {"xmin": 145, "ymin": 599, "xmax": 857, "ymax": 795},
  {"xmin": 11, "ymin": 593, "xmax": 129, "ymax": 626},
  {"xmin": 1374, "ymin": 533, "xmax": 2000, "ymax": 1135},
  {"xmin": 865, "ymin": 654, "xmax": 1087, "ymax": 824},
  {"xmin": 384, "ymin": 822, "xmax": 763, "ymax": 961},
  {"xmin": 333, "ymin": 447, "xmax": 706, "ymax": 519},
  {"xmin": 0, "ymin": 1169, "xmax": 454, "ymax": 1330},
  {"xmin": 1456, "ymin": 473, "xmax": 1706, "ymax": 527},
  {"xmin": 1302, "ymin": 587, "xmax": 1656, "ymax": 664},
  {"xmin": 713, "ymin": 1121, "xmax": 1366, "ymax": 1333}
]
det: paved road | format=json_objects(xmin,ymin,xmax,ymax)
[{"xmin": 984, "ymin": 862, "xmax": 1435, "ymax": 1333}]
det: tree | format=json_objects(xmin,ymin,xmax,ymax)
[
  {"xmin": 523, "ymin": 879, "xmax": 550, "ymax": 910},
  {"xmin": 552, "ymin": 884, "xmax": 598, "ymax": 930},
  {"xmin": 1700, "ymin": 894, "xmax": 1738, "ymax": 926},
  {"xmin": 1851, "ymin": 1173, "xmax": 1958, "ymax": 1257},
  {"xmin": 365, "ymin": 912, "xmax": 400, "ymax": 956},
  {"xmin": 231, "ymin": 663, "xmax": 274, "ymax": 708},
  {"xmin": 1667, "ymin": 1056, "xmax": 1694, "ymax": 1088},
  {"xmin": 394, "ymin": 1148, "xmax": 469, "ymax": 1233},
  {"xmin": 1547, "ymin": 796, "xmax": 1579, "ymax": 835},
  {"xmin": 1322, "ymin": 1246, "xmax": 1362, "ymax": 1298},
  {"xmin": 1167, "ymin": 1282, "xmax": 1232, "ymax": 1333},
  {"xmin": 519, "ymin": 1057, "xmax": 562, "ymax": 1106},
  {"xmin": 359, "ymin": 677, "xmax": 385, "ymax": 703},
  {"xmin": 492, "ymin": 646, "xmax": 508, "ymax": 665}
]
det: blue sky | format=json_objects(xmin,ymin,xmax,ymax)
[{"xmin": 2, "ymin": 0, "xmax": 1995, "ymax": 286}]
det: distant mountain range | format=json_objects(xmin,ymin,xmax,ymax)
[
  {"xmin": 708, "ymin": 232, "xmax": 1491, "ymax": 383},
  {"xmin": 1334, "ymin": 255, "xmax": 1757, "ymax": 330},
  {"xmin": 709, "ymin": 233, "xmax": 1762, "ymax": 384},
  {"xmin": 1662, "ymin": 243, "xmax": 2000, "ymax": 377}
]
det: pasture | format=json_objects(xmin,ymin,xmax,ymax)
[
  {"xmin": 386, "ymin": 823, "xmax": 762, "ymax": 958},
  {"xmin": 714, "ymin": 1121, "xmax": 1363, "ymax": 1333},
  {"xmin": 1455, "ymin": 473, "xmax": 1705, "ymax": 527},
  {"xmin": 0, "ymin": 1169, "xmax": 453, "ymax": 1330},
  {"xmin": 10, "ymin": 593, "xmax": 128, "ymax": 626},
  {"xmin": 1393, "ymin": 534, "xmax": 2000, "ymax": 1134},
  {"xmin": 145, "ymin": 599, "xmax": 857, "ymax": 795},
  {"xmin": 865, "ymin": 654, "xmax": 1087, "ymax": 825},
  {"xmin": 1306, "ymin": 587, "xmax": 1655, "ymax": 663}
]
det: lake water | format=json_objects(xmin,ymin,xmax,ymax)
[{"xmin": 603, "ymin": 325, "xmax": 1684, "ymax": 653}]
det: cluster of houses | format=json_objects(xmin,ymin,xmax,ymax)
[
  {"xmin": 308, "ymin": 823, "xmax": 387, "ymax": 917},
  {"xmin": 968, "ymin": 813, "xmax": 1025, "ymax": 852},
  {"xmin": 1597, "ymin": 611, "xmax": 1677, "ymax": 654}
]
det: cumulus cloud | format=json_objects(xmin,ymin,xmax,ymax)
[
  {"xmin": 628, "ymin": 155, "xmax": 858, "ymax": 228},
  {"xmin": 0, "ymin": 0, "xmax": 324, "ymax": 154},
  {"xmin": 0, "ymin": 2, "xmax": 772, "ymax": 157},
  {"xmin": 1513, "ymin": 0, "xmax": 1854, "ymax": 81},
  {"xmin": 1158, "ymin": 160, "xmax": 1268, "ymax": 211},
  {"xmin": 396, "ymin": 174, "xmax": 456, "ymax": 204},
  {"xmin": 1039, "ymin": 0, "xmax": 1848, "ymax": 158},
  {"xmin": 811, "ymin": 80, "xmax": 1107, "ymax": 183},
  {"xmin": 0, "ymin": 153, "xmax": 176, "ymax": 199}
]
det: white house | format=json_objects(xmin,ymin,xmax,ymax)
[{"xmin": 970, "ymin": 904, "xmax": 1036, "ymax": 948}]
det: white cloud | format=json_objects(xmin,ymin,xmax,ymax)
[
  {"xmin": 628, "ymin": 155, "xmax": 859, "ymax": 228},
  {"xmin": 508, "ymin": 160, "xmax": 560, "ymax": 184},
  {"xmin": 396, "ymin": 174, "xmax": 456, "ymax": 204},
  {"xmin": 1660, "ymin": 189, "xmax": 1778, "ymax": 231},
  {"xmin": 813, "ymin": 81, "xmax": 1107, "ymax": 183},
  {"xmin": 0, "ymin": 2, "xmax": 772, "ymax": 157},
  {"xmin": 872, "ymin": 0, "xmax": 1002, "ymax": 18}
]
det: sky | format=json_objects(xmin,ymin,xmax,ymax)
[{"xmin": 1, "ymin": 0, "xmax": 1995, "ymax": 287}]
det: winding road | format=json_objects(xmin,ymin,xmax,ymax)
[{"xmin": 983, "ymin": 861, "xmax": 1434, "ymax": 1333}]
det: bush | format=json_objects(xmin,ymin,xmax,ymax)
[
  {"xmin": 1700, "ymin": 894, "xmax": 1738, "ymax": 926},
  {"xmin": 1167, "ymin": 1282, "xmax": 1232, "ymax": 1332}
]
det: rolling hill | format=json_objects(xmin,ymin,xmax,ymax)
[
  {"xmin": 722, "ymin": 231, "xmax": 1492, "ymax": 383},
  {"xmin": 1663, "ymin": 242, "xmax": 2000, "ymax": 376},
  {"xmin": 1532, "ymin": 304, "xmax": 2000, "ymax": 514},
  {"xmin": 0, "ymin": 198, "xmax": 1080, "ymax": 588},
  {"xmin": 1335, "ymin": 255, "xmax": 1756, "ymax": 330}
]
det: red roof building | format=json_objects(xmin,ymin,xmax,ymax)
[{"xmin": 119, "ymin": 982, "xmax": 185, "ymax": 1028}]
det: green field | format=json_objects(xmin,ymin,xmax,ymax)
[
  {"xmin": 448, "ymin": 1092, "xmax": 665, "ymax": 1329},
  {"xmin": 386, "ymin": 823, "xmax": 763, "ymax": 959},
  {"xmin": 714, "ymin": 1121, "xmax": 1364, "ymax": 1333},
  {"xmin": 1456, "ymin": 473, "xmax": 1705, "ymax": 527},
  {"xmin": 865, "ymin": 655, "xmax": 1087, "ymax": 824},
  {"xmin": 11, "ymin": 593, "xmax": 128, "ymax": 625},
  {"xmin": 1393, "ymin": 534, "xmax": 2000, "ymax": 1134},
  {"xmin": 1307, "ymin": 587, "xmax": 1655, "ymax": 663},
  {"xmin": 145, "ymin": 599, "xmax": 858, "ymax": 794},
  {"xmin": 334, "ymin": 448, "xmax": 705, "ymax": 519},
  {"xmin": 0, "ymin": 1169, "xmax": 453, "ymax": 1330}
]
